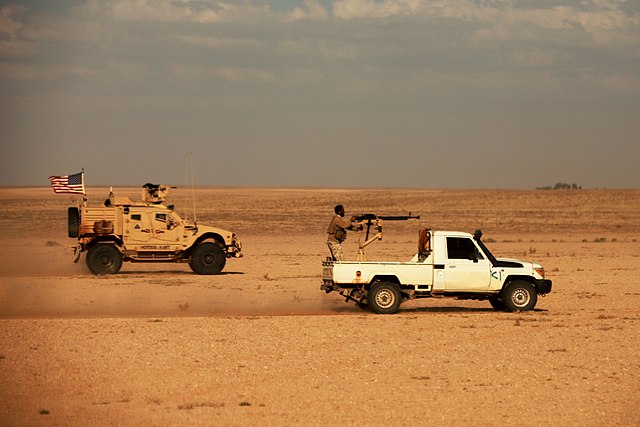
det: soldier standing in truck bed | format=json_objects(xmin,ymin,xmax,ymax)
[{"xmin": 326, "ymin": 204, "xmax": 359, "ymax": 261}]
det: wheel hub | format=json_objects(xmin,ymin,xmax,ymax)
[
  {"xmin": 511, "ymin": 288, "xmax": 531, "ymax": 307},
  {"xmin": 98, "ymin": 255, "xmax": 113, "ymax": 267},
  {"xmin": 375, "ymin": 289, "xmax": 395, "ymax": 308}
]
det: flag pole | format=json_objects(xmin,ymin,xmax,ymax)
[{"xmin": 82, "ymin": 167, "xmax": 87, "ymax": 205}]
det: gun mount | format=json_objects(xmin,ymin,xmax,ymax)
[
  {"xmin": 353, "ymin": 213, "xmax": 420, "ymax": 261},
  {"xmin": 142, "ymin": 183, "xmax": 173, "ymax": 204}
]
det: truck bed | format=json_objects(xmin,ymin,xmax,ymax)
[{"xmin": 324, "ymin": 259, "xmax": 434, "ymax": 290}]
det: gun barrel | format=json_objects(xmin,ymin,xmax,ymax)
[
  {"xmin": 354, "ymin": 213, "xmax": 420, "ymax": 221},
  {"xmin": 377, "ymin": 215, "xmax": 420, "ymax": 221}
]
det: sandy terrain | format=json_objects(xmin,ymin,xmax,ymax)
[{"xmin": 0, "ymin": 186, "xmax": 639, "ymax": 426}]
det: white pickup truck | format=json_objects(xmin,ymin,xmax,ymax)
[{"xmin": 321, "ymin": 229, "xmax": 552, "ymax": 314}]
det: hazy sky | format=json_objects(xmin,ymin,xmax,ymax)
[{"xmin": 1, "ymin": 0, "xmax": 639, "ymax": 189}]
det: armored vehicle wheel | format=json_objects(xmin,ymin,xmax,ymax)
[
  {"xmin": 189, "ymin": 242, "xmax": 226, "ymax": 275},
  {"xmin": 86, "ymin": 244, "xmax": 122, "ymax": 275},
  {"xmin": 68, "ymin": 207, "xmax": 80, "ymax": 238},
  {"xmin": 489, "ymin": 296, "xmax": 505, "ymax": 311},
  {"xmin": 367, "ymin": 281, "xmax": 402, "ymax": 314},
  {"xmin": 502, "ymin": 280, "xmax": 537, "ymax": 312}
]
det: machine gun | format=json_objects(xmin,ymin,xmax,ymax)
[
  {"xmin": 353, "ymin": 213, "xmax": 420, "ymax": 261},
  {"xmin": 141, "ymin": 183, "xmax": 180, "ymax": 205}
]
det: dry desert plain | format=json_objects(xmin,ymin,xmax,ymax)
[{"xmin": 0, "ymin": 186, "xmax": 639, "ymax": 426}]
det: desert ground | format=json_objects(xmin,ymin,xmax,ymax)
[{"xmin": 0, "ymin": 186, "xmax": 639, "ymax": 426}]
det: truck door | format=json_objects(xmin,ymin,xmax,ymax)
[
  {"xmin": 151, "ymin": 211, "xmax": 183, "ymax": 249},
  {"xmin": 443, "ymin": 237, "xmax": 491, "ymax": 291},
  {"xmin": 125, "ymin": 210, "xmax": 154, "ymax": 245}
]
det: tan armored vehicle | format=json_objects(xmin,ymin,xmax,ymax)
[{"xmin": 68, "ymin": 183, "xmax": 242, "ymax": 275}]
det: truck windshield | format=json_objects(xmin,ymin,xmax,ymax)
[
  {"xmin": 474, "ymin": 238, "xmax": 496, "ymax": 263},
  {"xmin": 474, "ymin": 237, "xmax": 523, "ymax": 268}
]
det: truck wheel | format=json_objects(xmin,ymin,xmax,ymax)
[
  {"xmin": 368, "ymin": 281, "xmax": 402, "ymax": 314},
  {"xmin": 68, "ymin": 207, "xmax": 80, "ymax": 238},
  {"xmin": 86, "ymin": 244, "xmax": 122, "ymax": 275},
  {"xmin": 189, "ymin": 242, "xmax": 226, "ymax": 275},
  {"xmin": 502, "ymin": 280, "xmax": 537, "ymax": 312},
  {"xmin": 489, "ymin": 296, "xmax": 505, "ymax": 311}
]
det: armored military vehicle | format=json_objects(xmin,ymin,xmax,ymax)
[{"xmin": 68, "ymin": 183, "xmax": 242, "ymax": 275}]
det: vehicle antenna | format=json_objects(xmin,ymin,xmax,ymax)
[
  {"xmin": 188, "ymin": 151, "xmax": 197, "ymax": 225},
  {"xmin": 184, "ymin": 153, "xmax": 190, "ymax": 221}
]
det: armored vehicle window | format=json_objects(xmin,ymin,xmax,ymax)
[
  {"xmin": 447, "ymin": 237, "xmax": 484, "ymax": 260},
  {"xmin": 155, "ymin": 213, "xmax": 167, "ymax": 222},
  {"xmin": 131, "ymin": 214, "xmax": 141, "ymax": 221}
]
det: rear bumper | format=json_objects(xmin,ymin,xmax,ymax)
[
  {"xmin": 321, "ymin": 281, "xmax": 337, "ymax": 293},
  {"xmin": 535, "ymin": 279, "xmax": 552, "ymax": 294}
]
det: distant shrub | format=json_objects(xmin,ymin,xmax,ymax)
[
  {"xmin": 594, "ymin": 237, "xmax": 607, "ymax": 243},
  {"xmin": 536, "ymin": 182, "xmax": 582, "ymax": 190}
]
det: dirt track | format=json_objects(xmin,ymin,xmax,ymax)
[{"xmin": 1, "ymin": 187, "xmax": 639, "ymax": 425}]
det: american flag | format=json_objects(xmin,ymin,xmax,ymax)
[{"xmin": 49, "ymin": 172, "xmax": 85, "ymax": 195}]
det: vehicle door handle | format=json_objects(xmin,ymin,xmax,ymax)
[{"xmin": 449, "ymin": 265, "xmax": 456, "ymax": 268}]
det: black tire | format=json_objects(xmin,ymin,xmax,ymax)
[
  {"xmin": 367, "ymin": 281, "xmax": 402, "ymax": 314},
  {"xmin": 502, "ymin": 280, "xmax": 537, "ymax": 312},
  {"xmin": 489, "ymin": 296, "xmax": 505, "ymax": 311},
  {"xmin": 86, "ymin": 244, "xmax": 122, "ymax": 275},
  {"xmin": 68, "ymin": 207, "xmax": 80, "ymax": 238},
  {"xmin": 189, "ymin": 242, "xmax": 226, "ymax": 275}
]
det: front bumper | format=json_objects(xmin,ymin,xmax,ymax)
[
  {"xmin": 226, "ymin": 239, "xmax": 243, "ymax": 258},
  {"xmin": 535, "ymin": 279, "xmax": 552, "ymax": 294}
]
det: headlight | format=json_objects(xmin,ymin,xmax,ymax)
[{"xmin": 534, "ymin": 267, "xmax": 545, "ymax": 278}]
